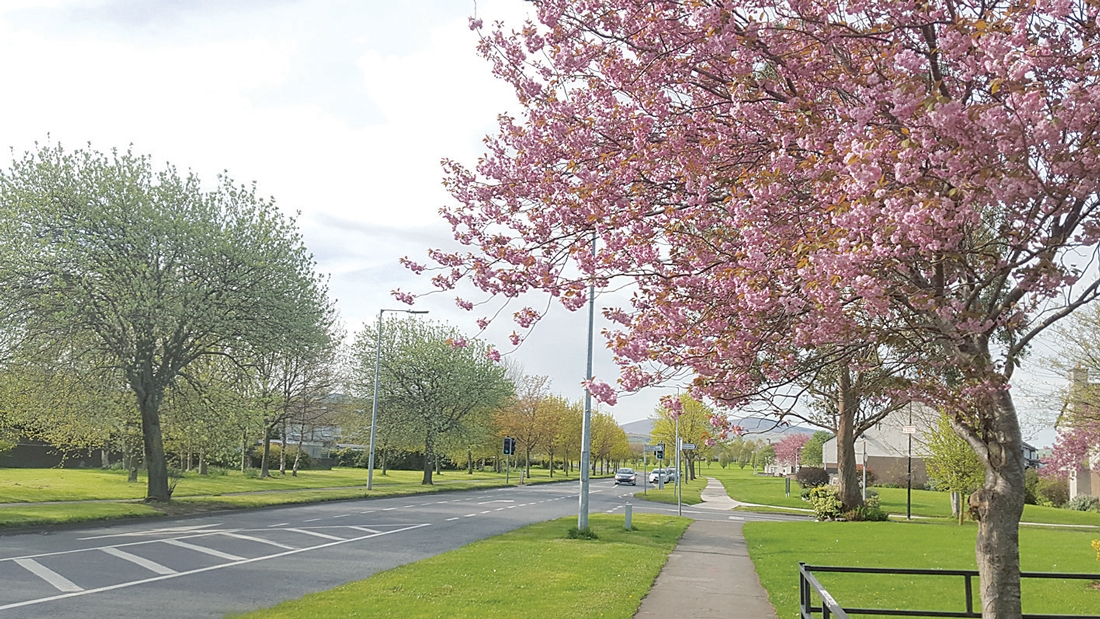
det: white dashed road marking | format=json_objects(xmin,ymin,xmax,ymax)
[
  {"xmin": 267, "ymin": 522, "xmax": 289, "ymax": 528},
  {"xmin": 446, "ymin": 517, "xmax": 459, "ymax": 521},
  {"xmin": 15, "ymin": 558, "xmax": 84, "ymax": 592},
  {"xmin": 303, "ymin": 518, "xmax": 321, "ymax": 523},
  {"xmin": 162, "ymin": 539, "xmax": 245, "ymax": 562},
  {"xmin": 219, "ymin": 532, "xmax": 295, "ymax": 550},
  {"xmin": 348, "ymin": 526, "xmax": 380, "ymax": 534},
  {"xmin": 284, "ymin": 528, "xmax": 345, "ymax": 542},
  {"xmin": 101, "ymin": 547, "xmax": 177, "ymax": 575}
]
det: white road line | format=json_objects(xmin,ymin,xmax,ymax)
[
  {"xmin": 728, "ymin": 516, "xmax": 744, "ymax": 520},
  {"xmin": 284, "ymin": 528, "xmax": 345, "ymax": 541},
  {"xmin": 267, "ymin": 522, "xmax": 290, "ymax": 528},
  {"xmin": 78, "ymin": 523, "xmax": 222, "ymax": 541},
  {"xmin": 14, "ymin": 559, "xmax": 83, "ymax": 592},
  {"xmin": 382, "ymin": 507, "xmax": 396, "ymax": 511},
  {"xmin": 161, "ymin": 539, "xmax": 245, "ymax": 562},
  {"xmin": 479, "ymin": 510, "xmax": 491, "ymax": 514},
  {"xmin": 507, "ymin": 506, "xmax": 516, "ymax": 509},
  {"xmin": 494, "ymin": 508, "xmax": 505, "ymax": 511},
  {"xmin": 348, "ymin": 526, "xmax": 381, "ymax": 534},
  {"xmin": 333, "ymin": 514, "xmax": 350, "ymax": 519},
  {"xmin": 303, "ymin": 518, "xmax": 321, "ymax": 522},
  {"xmin": 464, "ymin": 514, "xmax": 476, "ymax": 517},
  {"xmin": 403, "ymin": 505, "xmax": 416, "ymax": 508},
  {"xmin": 446, "ymin": 517, "xmax": 460, "ymax": 521},
  {"xmin": 359, "ymin": 510, "xmax": 374, "ymax": 514},
  {"xmin": 0, "ymin": 524, "xmax": 431, "ymax": 613},
  {"xmin": 219, "ymin": 532, "xmax": 295, "ymax": 550},
  {"xmin": 101, "ymin": 547, "xmax": 177, "ymax": 575},
  {"xmin": 436, "ymin": 501, "xmax": 448, "ymax": 504}
]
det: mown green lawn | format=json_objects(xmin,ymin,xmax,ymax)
[
  {"xmin": 634, "ymin": 475, "xmax": 707, "ymax": 505},
  {"xmin": 745, "ymin": 520, "xmax": 1100, "ymax": 618},
  {"xmin": 229, "ymin": 513, "xmax": 690, "ymax": 619},
  {"xmin": 708, "ymin": 466, "xmax": 1100, "ymax": 526},
  {"xmin": 0, "ymin": 466, "xmax": 601, "ymax": 528},
  {"xmin": 0, "ymin": 466, "xmax": 586, "ymax": 503}
]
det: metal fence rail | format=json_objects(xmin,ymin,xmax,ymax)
[{"xmin": 799, "ymin": 563, "xmax": 1100, "ymax": 619}]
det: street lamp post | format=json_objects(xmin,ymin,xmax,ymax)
[
  {"xmin": 367, "ymin": 308, "xmax": 428, "ymax": 491},
  {"xmin": 578, "ymin": 230, "xmax": 596, "ymax": 532}
]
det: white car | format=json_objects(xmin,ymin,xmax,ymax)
[{"xmin": 648, "ymin": 468, "xmax": 672, "ymax": 484}]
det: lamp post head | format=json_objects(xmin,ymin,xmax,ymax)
[{"xmin": 407, "ymin": 310, "xmax": 429, "ymax": 314}]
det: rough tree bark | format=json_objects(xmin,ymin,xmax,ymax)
[
  {"xmin": 421, "ymin": 432, "xmax": 434, "ymax": 485},
  {"xmin": 835, "ymin": 367, "xmax": 863, "ymax": 510}
]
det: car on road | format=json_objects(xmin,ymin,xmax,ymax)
[
  {"xmin": 647, "ymin": 468, "xmax": 669, "ymax": 484},
  {"xmin": 614, "ymin": 467, "xmax": 637, "ymax": 485}
]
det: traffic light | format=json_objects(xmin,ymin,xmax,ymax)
[
  {"xmin": 654, "ymin": 443, "xmax": 664, "ymax": 460},
  {"xmin": 503, "ymin": 437, "xmax": 516, "ymax": 455}
]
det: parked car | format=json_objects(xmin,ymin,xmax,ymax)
[
  {"xmin": 648, "ymin": 468, "xmax": 669, "ymax": 484},
  {"xmin": 614, "ymin": 467, "xmax": 637, "ymax": 485}
]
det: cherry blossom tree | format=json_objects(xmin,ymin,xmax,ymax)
[
  {"xmin": 411, "ymin": 2, "xmax": 1100, "ymax": 616},
  {"xmin": 774, "ymin": 433, "xmax": 810, "ymax": 469}
]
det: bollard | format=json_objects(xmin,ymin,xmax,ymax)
[{"xmin": 624, "ymin": 502, "xmax": 633, "ymax": 530}]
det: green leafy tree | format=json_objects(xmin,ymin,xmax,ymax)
[
  {"xmin": 0, "ymin": 144, "xmax": 330, "ymax": 501},
  {"xmin": 352, "ymin": 318, "xmax": 513, "ymax": 484},
  {"xmin": 924, "ymin": 414, "xmax": 984, "ymax": 524},
  {"xmin": 650, "ymin": 395, "xmax": 714, "ymax": 480},
  {"xmin": 801, "ymin": 431, "xmax": 833, "ymax": 468}
]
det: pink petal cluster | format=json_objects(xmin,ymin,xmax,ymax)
[{"xmin": 583, "ymin": 378, "xmax": 618, "ymax": 406}]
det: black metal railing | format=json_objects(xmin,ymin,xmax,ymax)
[{"xmin": 799, "ymin": 563, "xmax": 1100, "ymax": 619}]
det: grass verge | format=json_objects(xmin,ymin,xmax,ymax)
[
  {"xmin": 707, "ymin": 466, "xmax": 1100, "ymax": 526},
  {"xmin": 633, "ymin": 475, "xmax": 707, "ymax": 505},
  {"xmin": 0, "ymin": 502, "xmax": 164, "ymax": 528},
  {"xmin": 228, "ymin": 513, "xmax": 690, "ymax": 619},
  {"xmin": 744, "ymin": 519, "xmax": 1100, "ymax": 618}
]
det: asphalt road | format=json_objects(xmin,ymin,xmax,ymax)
[{"xmin": 0, "ymin": 478, "xmax": 804, "ymax": 618}]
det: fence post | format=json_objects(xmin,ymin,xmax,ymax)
[{"xmin": 964, "ymin": 574, "xmax": 973, "ymax": 615}]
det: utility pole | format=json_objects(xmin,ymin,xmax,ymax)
[{"xmin": 578, "ymin": 230, "xmax": 596, "ymax": 531}]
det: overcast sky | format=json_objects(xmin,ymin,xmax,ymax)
[{"xmin": 0, "ymin": 1, "xmax": 1068, "ymax": 442}]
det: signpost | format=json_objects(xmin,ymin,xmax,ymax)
[
  {"xmin": 903, "ymin": 411, "xmax": 916, "ymax": 520},
  {"xmin": 503, "ymin": 437, "xmax": 515, "ymax": 484}
]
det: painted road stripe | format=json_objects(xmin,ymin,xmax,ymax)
[
  {"xmin": 14, "ymin": 559, "xmax": 83, "ymax": 592},
  {"xmin": 267, "ymin": 522, "xmax": 289, "ymax": 528},
  {"xmin": 464, "ymin": 514, "xmax": 476, "ymax": 517},
  {"xmin": 219, "ymin": 532, "xmax": 295, "ymax": 550},
  {"xmin": 162, "ymin": 539, "xmax": 245, "ymax": 562},
  {"xmin": 304, "ymin": 518, "xmax": 321, "ymax": 522},
  {"xmin": 333, "ymin": 514, "xmax": 350, "ymax": 519},
  {"xmin": 446, "ymin": 517, "xmax": 459, "ymax": 521},
  {"xmin": 348, "ymin": 526, "xmax": 381, "ymax": 534},
  {"xmin": 101, "ymin": 547, "xmax": 177, "ymax": 575},
  {"xmin": 284, "ymin": 528, "xmax": 345, "ymax": 541},
  {"xmin": 0, "ymin": 524, "xmax": 431, "ymax": 613}
]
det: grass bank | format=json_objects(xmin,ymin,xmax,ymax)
[
  {"xmin": 229, "ymin": 513, "xmax": 690, "ymax": 619},
  {"xmin": 633, "ymin": 475, "xmax": 707, "ymax": 505},
  {"xmin": 708, "ymin": 466, "xmax": 1100, "ymax": 526},
  {"xmin": 0, "ymin": 467, "xmax": 605, "ymax": 529},
  {"xmin": 744, "ymin": 519, "xmax": 1100, "ymax": 618}
]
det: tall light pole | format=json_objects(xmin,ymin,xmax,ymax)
[
  {"xmin": 578, "ymin": 230, "xmax": 596, "ymax": 531},
  {"xmin": 367, "ymin": 308, "xmax": 428, "ymax": 490}
]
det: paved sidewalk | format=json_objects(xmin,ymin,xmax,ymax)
[{"xmin": 635, "ymin": 478, "xmax": 777, "ymax": 618}]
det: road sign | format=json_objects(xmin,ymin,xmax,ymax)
[
  {"xmin": 902, "ymin": 426, "xmax": 917, "ymax": 434},
  {"xmin": 681, "ymin": 443, "xmax": 697, "ymax": 450},
  {"xmin": 644, "ymin": 445, "xmax": 660, "ymax": 452}
]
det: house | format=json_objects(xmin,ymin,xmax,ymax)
[
  {"xmin": 821, "ymin": 403, "xmax": 932, "ymax": 487},
  {"xmin": 1064, "ymin": 368, "xmax": 1100, "ymax": 501},
  {"xmin": 823, "ymin": 403, "xmax": 1047, "ymax": 488}
]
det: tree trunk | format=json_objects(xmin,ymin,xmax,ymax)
[
  {"xmin": 199, "ymin": 450, "xmax": 208, "ymax": 475},
  {"xmin": 548, "ymin": 449, "xmax": 554, "ymax": 478},
  {"xmin": 467, "ymin": 449, "xmax": 473, "ymax": 474},
  {"xmin": 836, "ymin": 367, "xmax": 863, "ymax": 510},
  {"xmin": 137, "ymin": 393, "xmax": 170, "ymax": 502},
  {"xmin": 100, "ymin": 444, "xmax": 109, "ymax": 468},
  {"xmin": 279, "ymin": 418, "xmax": 287, "ymax": 476},
  {"xmin": 241, "ymin": 430, "xmax": 249, "ymax": 473},
  {"xmin": 965, "ymin": 390, "xmax": 1026, "ymax": 619},
  {"xmin": 292, "ymin": 433, "xmax": 304, "ymax": 477},
  {"xmin": 525, "ymin": 446, "xmax": 533, "ymax": 476},
  {"xmin": 422, "ymin": 433, "xmax": 434, "ymax": 485},
  {"xmin": 260, "ymin": 428, "xmax": 272, "ymax": 478},
  {"xmin": 382, "ymin": 447, "xmax": 388, "ymax": 475}
]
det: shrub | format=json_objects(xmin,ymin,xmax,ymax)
[
  {"xmin": 566, "ymin": 526, "xmax": 599, "ymax": 540},
  {"xmin": 1038, "ymin": 477, "xmax": 1070, "ymax": 508},
  {"xmin": 1065, "ymin": 494, "xmax": 1100, "ymax": 512},
  {"xmin": 243, "ymin": 467, "xmax": 261, "ymax": 479},
  {"xmin": 1093, "ymin": 540, "xmax": 1099, "ymax": 561},
  {"xmin": 796, "ymin": 467, "xmax": 830, "ymax": 488},
  {"xmin": 865, "ymin": 490, "xmax": 881, "ymax": 509},
  {"xmin": 808, "ymin": 485, "xmax": 844, "ymax": 521},
  {"xmin": 1024, "ymin": 468, "xmax": 1040, "ymax": 505},
  {"xmin": 845, "ymin": 505, "xmax": 889, "ymax": 522}
]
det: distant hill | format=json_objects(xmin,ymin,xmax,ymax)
[{"xmin": 619, "ymin": 416, "xmax": 816, "ymax": 441}]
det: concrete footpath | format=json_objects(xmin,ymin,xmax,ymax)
[{"xmin": 635, "ymin": 478, "xmax": 778, "ymax": 619}]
